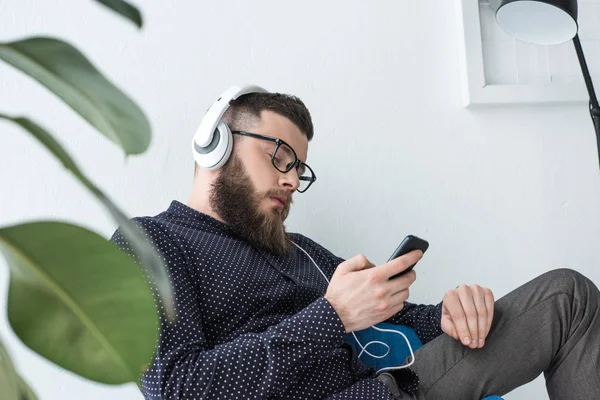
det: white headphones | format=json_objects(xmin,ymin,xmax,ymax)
[{"xmin": 192, "ymin": 84, "xmax": 270, "ymax": 171}]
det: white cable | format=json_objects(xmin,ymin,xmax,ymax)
[{"xmin": 291, "ymin": 241, "xmax": 414, "ymax": 373}]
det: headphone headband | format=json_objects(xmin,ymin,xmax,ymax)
[
  {"xmin": 194, "ymin": 85, "xmax": 269, "ymax": 147},
  {"xmin": 192, "ymin": 84, "xmax": 269, "ymax": 171}
]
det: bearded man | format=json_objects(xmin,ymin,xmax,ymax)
[{"xmin": 111, "ymin": 86, "xmax": 600, "ymax": 400}]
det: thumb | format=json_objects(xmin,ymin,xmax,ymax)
[
  {"xmin": 337, "ymin": 254, "xmax": 374, "ymax": 275},
  {"xmin": 441, "ymin": 308, "xmax": 459, "ymax": 340}
]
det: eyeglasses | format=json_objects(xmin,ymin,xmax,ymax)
[{"xmin": 231, "ymin": 131, "xmax": 317, "ymax": 193}]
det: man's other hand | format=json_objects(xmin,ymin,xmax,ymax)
[{"xmin": 441, "ymin": 284, "xmax": 495, "ymax": 348}]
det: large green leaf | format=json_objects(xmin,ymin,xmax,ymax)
[
  {"xmin": 0, "ymin": 115, "xmax": 175, "ymax": 320},
  {"xmin": 0, "ymin": 340, "xmax": 20, "ymax": 400},
  {"xmin": 17, "ymin": 375, "xmax": 38, "ymax": 400},
  {"xmin": 94, "ymin": 0, "xmax": 143, "ymax": 28},
  {"xmin": 0, "ymin": 222, "xmax": 158, "ymax": 384},
  {"xmin": 0, "ymin": 340, "xmax": 37, "ymax": 400},
  {"xmin": 0, "ymin": 37, "xmax": 151, "ymax": 155}
]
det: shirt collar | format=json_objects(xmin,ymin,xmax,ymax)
[{"xmin": 166, "ymin": 200, "xmax": 234, "ymax": 234}]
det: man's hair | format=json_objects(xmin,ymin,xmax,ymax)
[{"xmin": 194, "ymin": 92, "xmax": 314, "ymax": 175}]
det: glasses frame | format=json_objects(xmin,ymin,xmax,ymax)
[{"xmin": 231, "ymin": 130, "xmax": 317, "ymax": 193}]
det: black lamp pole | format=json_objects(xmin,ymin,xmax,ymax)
[
  {"xmin": 572, "ymin": 34, "xmax": 600, "ymax": 170},
  {"xmin": 493, "ymin": 0, "xmax": 600, "ymax": 171}
]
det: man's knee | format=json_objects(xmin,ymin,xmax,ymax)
[
  {"xmin": 544, "ymin": 268, "xmax": 588, "ymax": 282},
  {"xmin": 539, "ymin": 268, "xmax": 598, "ymax": 300}
]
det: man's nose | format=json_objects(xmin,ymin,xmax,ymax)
[{"xmin": 278, "ymin": 169, "xmax": 300, "ymax": 192}]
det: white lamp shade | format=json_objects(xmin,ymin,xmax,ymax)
[{"xmin": 495, "ymin": 0, "xmax": 578, "ymax": 45}]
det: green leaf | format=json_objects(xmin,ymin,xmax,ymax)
[
  {"xmin": 0, "ymin": 222, "xmax": 159, "ymax": 384},
  {"xmin": 17, "ymin": 375, "xmax": 38, "ymax": 400},
  {"xmin": 0, "ymin": 340, "xmax": 37, "ymax": 400},
  {"xmin": 0, "ymin": 37, "xmax": 151, "ymax": 155},
  {"xmin": 0, "ymin": 340, "xmax": 20, "ymax": 400},
  {"xmin": 0, "ymin": 115, "xmax": 175, "ymax": 321},
  {"xmin": 94, "ymin": 0, "xmax": 143, "ymax": 28}
]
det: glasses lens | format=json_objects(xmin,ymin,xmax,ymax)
[
  {"xmin": 298, "ymin": 164, "xmax": 315, "ymax": 192},
  {"xmin": 272, "ymin": 141, "xmax": 315, "ymax": 192},
  {"xmin": 273, "ymin": 142, "xmax": 297, "ymax": 173}
]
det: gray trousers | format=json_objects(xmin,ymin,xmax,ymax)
[{"xmin": 379, "ymin": 268, "xmax": 600, "ymax": 400}]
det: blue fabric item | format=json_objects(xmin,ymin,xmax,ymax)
[{"xmin": 345, "ymin": 323, "xmax": 504, "ymax": 400}]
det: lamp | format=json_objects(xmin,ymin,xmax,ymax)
[{"xmin": 490, "ymin": 0, "xmax": 600, "ymax": 171}]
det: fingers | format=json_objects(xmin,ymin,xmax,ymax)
[
  {"xmin": 339, "ymin": 254, "xmax": 375, "ymax": 274},
  {"xmin": 441, "ymin": 307, "xmax": 459, "ymax": 340},
  {"xmin": 471, "ymin": 285, "xmax": 488, "ymax": 347},
  {"xmin": 390, "ymin": 287, "xmax": 410, "ymax": 303},
  {"xmin": 387, "ymin": 289, "xmax": 410, "ymax": 316},
  {"xmin": 457, "ymin": 285, "xmax": 480, "ymax": 348},
  {"xmin": 386, "ymin": 270, "xmax": 416, "ymax": 296},
  {"xmin": 376, "ymin": 250, "xmax": 423, "ymax": 281},
  {"xmin": 485, "ymin": 288, "xmax": 495, "ymax": 337},
  {"xmin": 371, "ymin": 288, "xmax": 409, "ymax": 322},
  {"xmin": 443, "ymin": 289, "xmax": 473, "ymax": 347},
  {"xmin": 444, "ymin": 285, "xmax": 496, "ymax": 349}
]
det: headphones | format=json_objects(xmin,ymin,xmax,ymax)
[{"xmin": 192, "ymin": 84, "xmax": 270, "ymax": 171}]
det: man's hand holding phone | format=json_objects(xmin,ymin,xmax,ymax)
[{"xmin": 324, "ymin": 250, "xmax": 422, "ymax": 333}]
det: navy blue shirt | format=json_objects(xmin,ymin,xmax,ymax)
[{"xmin": 110, "ymin": 201, "xmax": 443, "ymax": 399}]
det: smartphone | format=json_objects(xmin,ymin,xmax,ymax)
[{"xmin": 387, "ymin": 235, "xmax": 429, "ymax": 279}]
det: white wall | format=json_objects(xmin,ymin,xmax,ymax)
[{"xmin": 1, "ymin": 0, "xmax": 599, "ymax": 399}]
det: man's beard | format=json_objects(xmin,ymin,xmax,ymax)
[{"xmin": 209, "ymin": 154, "xmax": 293, "ymax": 256}]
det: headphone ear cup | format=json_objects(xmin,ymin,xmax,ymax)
[{"xmin": 193, "ymin": 121, "xmax": 233, "ymax": 171}]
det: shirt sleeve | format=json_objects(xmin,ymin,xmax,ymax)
[
  {"xmin": 110, "ymin": 219, "xmax": 347, "ymax": 399},
  {"xmin": 386, "ymin": 302, "xmax": 444, "ymax": 344}
]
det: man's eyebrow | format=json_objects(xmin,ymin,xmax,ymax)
[
  {"xmin": 283, "ymin": 143, "xmax": 308, "ymax": 162},
  {"xmin": 279, "ymin": 145, "xmax": 293, "ymax": 157}
]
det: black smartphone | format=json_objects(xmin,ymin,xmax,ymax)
[{"xmin": 387, "ymin": 235, "xmax": 429, "ymax": 279}]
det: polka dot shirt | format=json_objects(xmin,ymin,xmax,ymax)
[{"xmin": 110, "ymin": 201, "xmax": 443, "ymax": 399}]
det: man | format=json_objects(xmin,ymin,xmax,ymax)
[{"xmin": 111, "ymin": 87, "xmax": 600, "ymax": 399}]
